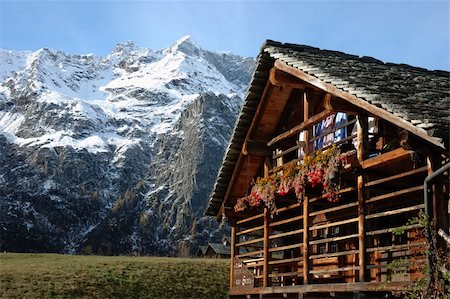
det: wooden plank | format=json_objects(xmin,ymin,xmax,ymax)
[
  {"xmin": 229, "ymin": 281, "xmax": 415, "ymax": 295},
  {"xmin": 270, "ymin": 214, "xmax": 304, "ymax": 227},
  {"xmin": 309, "ymin": 201, "xmax": 358, "ymax": 216},
  {"xmin": 269, "ymin": 257, "xmax": 303, "ymax": 265},
  {"xmin": 309, "ymin": 249, "xmax": 359, "ymax": 260},
  {"xmin": 274, "ymin": 202, "xmax": 301, "ymax": 213},
  {"xmin": 366, "ymin": 224, "xmax": 423, "ymax": 236},
  {"xmin": 309, "ymin": 233, "xmax": 359, "ymax": 245},
  {"xmin": 361, "ymin": 148, "xmax": 414, "ymax": 170},
  {"xmin": 366, "ymin": 260, "xmax": 426, "ymax": 269},
  {"xmin": 310, "ymin": 266, "xmax": 360, "ymax": 275},
  {"xmin": 263, "ymin": 207, "xmax": 270, "ymax": 288},
  {"xmin": 273, "ymin": 60, "xmax": 444, "ymax": 149},
  {"xmin": 235, "ymin": 237, "xmax": 264, "ymax": 247},
  {"xmin": 228, "ymin": 281, "xmax": 410, "ymax": 295},
  {"xmin": 366, "ymin": 242, "xmax": 426, "ymax": 253},
  {"xmin": 309, "ymin": 217, "xmax": 359, "ymax": 231},
  {"xmin": 236, "ymin": 225, "xmax": 264, "ymax": 236},
  {"xmin": 269, "ymin": 243, "xmax": 303, "ymax": 253},
  {"xmin": 366, "ymin": 185, "xmax": 424, "ymax": 203},
  {"xmin": 267, "ymin": 109, "xmax": 333, "ymax": 147},
  {"xmin": 272, "ymin": 141, "xmax": 305, "ymax": 160},
  {"xmin": 230, "ymin": 225, "xmax": 236, "ymax": 290},
  {"xmin": 236, "ymin": 249, "xmax": 264, "ymax": 258},
  {"xmin": 269, "ymin": 228, "xmax": 303, "ymax": 240},
  {"xmin": 365, "ymin": 166, "xmax": 428, "ymax": 187},
  {"xmin": 236, "ymin": 213, "xmax": 264, "ymax": 225},
  {"xmin": 365, "ymin": 204, "xmax": 425, "ymax": 220},
  {"xmin": 269, "ymin": 271, "xmax": 302, "ymax": 278}
]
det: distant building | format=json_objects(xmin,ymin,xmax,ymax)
[
  {"xmin": 204, "ymin": 243, "xmax": 231, "ymax": 259},
  {"xmin": 196, "ymin": 246, "xmax": 207, "ymax": 257},
  {"xmin": 196, "ymin": 236, "xmax": 232, "ymax": 258}
]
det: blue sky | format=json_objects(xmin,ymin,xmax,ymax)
[{"xmin": 0, "ymin": 1, "xmax": 448, "ymax": 70}]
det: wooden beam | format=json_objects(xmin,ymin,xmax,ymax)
[
  {"xmin": 269, "ymin": 67, "xmax": 306, "ymax": 89},
  {"xmin": 228, "ymin": 281, "xmax": 415, "ymax": 296},
  {"xmin": 230, "ymin": 225, "xmax": 236, "ymax": 290},
  {"xmin": 303, "ymin": 91, "xmax": 310, "ymax": 155},
  {"xmin": 357, "ymin": 115, "xmax": 368, "ymax": 282},
  {"xmin": 242, "ymin": 139, "xmax": 271, "ymax": 157},
  {"xmin": 263, "ymin": 207, "xmax": 270, "ymax": 288},
  {"xmin": 357, "ymin": 175, "xmax": 366, "ymax": 282},
  {"xmin": 303, "ymin": 90, "xmax": 310, "ymax": 285},
  {"xmin": 303, "ymin": 195, "xmax": 310, "ymax": 284},
  {"xmin": 361, "ymin": 148, "xmax": 413, "ymax": 169},
  {"xmin": 230, "ymin": 281, "xmax": 413, "ymax": 298},
  {"xmin": 267, "ymin": 109, "xmax": 332, "ymax": 147},
  {"xmin": 274, "ymin": 59, "xmax": 444, "ymax": 149},
  {"xmin": 323, "ymin": 93, "xmax": 333, "ymax": 111}
]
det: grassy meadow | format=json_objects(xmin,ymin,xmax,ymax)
[{"xmin": 0, "ymin": 253, "xmax": 230, "ymax": 298}]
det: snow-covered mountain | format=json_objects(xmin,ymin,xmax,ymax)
[{"xmin": 0, "ymin": 36, "xmax": 254, "ymax": 255}]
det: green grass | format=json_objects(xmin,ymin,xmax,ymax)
[{"xmin": 0, "ymin": 253, "xmax": 230, "ymax": 299}]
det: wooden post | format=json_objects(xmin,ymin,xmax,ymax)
[
  {"xmin": 303, "ymin": 195, "xmax": 310, "ymax": 284},
  {"xmin": 264, "ymin": 157, "xmax": 271, "ymax": 178},
  {"xmin": 303, "ymin": 91, "xmax": 310, "ymax": 155},
  {"xmin": 230, "ymin": 224, "xmax": 236, "ymax": 290},
  {"xmin": 263, "ymin": 207, "xmax": 270, "ymax": 288},
  {"xmin": 356, "ymin": 115, "xmax": 368, "ymax": 282},
  {"xmin": 357, "ymin": 176, "xmax": 365, "ymax": 282},
  {"xmin": 302, "ymin": 90, "xmax": 310, "ymax": 284}
]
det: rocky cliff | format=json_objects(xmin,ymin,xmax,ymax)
[{"xmin": 0, "ymin": 36, "xmax": 254, "ymax": 255}]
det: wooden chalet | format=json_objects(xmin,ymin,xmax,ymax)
[{"xmin": 206, "ymin": 41, "xmax": 449, "ymax": 298}]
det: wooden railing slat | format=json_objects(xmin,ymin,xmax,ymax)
[
  {"xmin": 237, "ymin": 225, "xmax": 264, "ymax": 236},
  {"xmin": 309, "ymin": 217, "xmax": 359, "ymax": 231},
  {"xmin": 309, "ymin": 201, "xmax": 358, "ymax": 216},
  {"xmin": 365, "ymin": 166, "xmax": 428, "ymax": 187},
  {"xmin": 309, "ymin": 233, "xmax": 359, "ymax": 245},
  {"xmin": 365, "ymin": 204, "xmax": 424, "ymax": 220},
  {"xmin": 270, "ymin": 215, "xmax": 304, "ymax": 227},
  {"xmin": 366, "ymin": 186, "xmax": 423, "ymax": 204}
]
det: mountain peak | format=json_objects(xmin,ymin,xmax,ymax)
[
  {"xmin": 112, "ymin": 41, "xmax": 138, "ymax": 55},
  {"xmin": 165, "ymin": 35, "xmax": 200, "ymax": 56}
]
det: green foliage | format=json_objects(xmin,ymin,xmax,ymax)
[
  {"xmin": 386, "ymin": 211, "xmax": 449, "ymax": 299},
  {"xmin": 0, "ymin": 253, "xmax": 230, "ymax": 299}
]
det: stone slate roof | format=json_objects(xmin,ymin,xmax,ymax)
[
  {"xmin": 206, "ymin": 40, "xmax": 450, "ymax": 216},
  {"xmin": 207, "ymin": 243, "xmax": 231, "ymax": 256},
  {"xmin": 196, "ymin": 246, "xmax": 207, "ymax": 256}
]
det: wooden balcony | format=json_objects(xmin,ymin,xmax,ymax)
[{"xmin": 229, "ymin": 112, "xmax": 430, "ymax": 297}]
